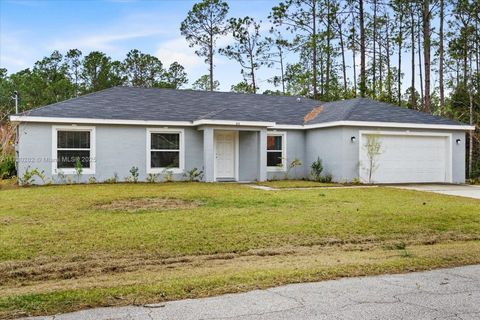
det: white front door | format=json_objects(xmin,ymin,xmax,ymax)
[{"xmin": 215, "ymin": 131, "xmax": 236, "ymax": 180}]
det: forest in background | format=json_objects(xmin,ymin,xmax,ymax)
[{"xmin": 0, "ymin": 0, "xmax": 479, "ymax": 179}]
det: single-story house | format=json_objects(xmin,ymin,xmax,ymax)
[{"xmin": 10, "ymin": 86, "xmax": 475, "ymax": 184}]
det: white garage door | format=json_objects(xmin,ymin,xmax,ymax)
[{"xmin": 359, "ymin": 133, "xmax": 451, "ymax": 183}]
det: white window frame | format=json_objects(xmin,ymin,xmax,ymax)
[
  {"xmin": 52, "ymin": 125, "xmax": 96, "ymax": 175},
  {"xmin": 146, "ymin": 128, "xmax": 185, "ymax": 174},
  {"xmin": 267, "ymin": 131, "xmax": 287, "ymax": 172}
]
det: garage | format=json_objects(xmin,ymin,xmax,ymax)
[{"xmin": 359, "ymin": 132, "xmax": 452, "ymax": 184}]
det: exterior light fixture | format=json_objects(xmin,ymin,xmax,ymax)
[
  {"xmin": 456, "ymin": 139, "xmax": 461, "ymax": 144},
  {"xmin": 351, "ymin": 136, "xmax": 356, "ymax": 143}
]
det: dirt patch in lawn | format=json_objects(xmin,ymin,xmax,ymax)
[{"xmin": 93, "ymin": 198, "xmax": 201, "ymax": 212}]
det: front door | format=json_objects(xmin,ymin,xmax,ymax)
[{"xmin": 215, "ymin": 131, "xmax": 236, "ymax": 180}]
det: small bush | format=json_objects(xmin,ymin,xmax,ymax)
[
  {"xmin": 56, "ymin": 170, "xmax": 67, "ymax": 184},
  {"xmin": 351, "ymin": 177, "xmax": 362, "ymax": 185},
  {"xmin": 129, "ymin": 166, "xmax": 139, "ymax": 183},
  {"xmin": 0, "ymin": 156, "xmax": 16, "ymax": 179},
  {"xmin": 74, "ymin": 158, "xmax": 83, "ymax": 183},
  {"xmin": 88, "ymin": 177, "xmax": 97, "ymax": 184},
  {"xmin": 285, "ymin": 158, "xmax": 302, "ymax": 179},
  {"xmin": 105, "ymin": 172, "xmax": 119, "ymax": 184},
  {"xmin": 184, "ymin": 167, "xmax": 204, "ymax": 182},
  {"xmin": 147, "ymin": 173, "xmax": 159, "ymax": 183},
  {"xmin": 319, "ymin": 173, "xmax": 333, "ymax": 183},
  {"xmin": 18, "ymin": 167, "xmax": 46, "ymax": 186},
  {"xmin": 471, "ymin": 159, "xmax": 480, "ymax": 179},
  {"xmin": 162, "ymin": 169, "xmax": 174, "ymax": 182},
  {"xmin": 310, "ymin": 157, "xmax": 323, "ymax": 181}
]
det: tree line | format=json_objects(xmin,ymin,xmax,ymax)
[
  {"xmin": 178, "ymin": 0, "xmax": 480, "ymax": 177},
  {"xmin": 0, "ymin": 0, "xmax": 479, "ymax": 177},
  {"xmin": 0, "ymin": 49, "xmax": 190, "ymax": 116}
]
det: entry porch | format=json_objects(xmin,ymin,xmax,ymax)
[{"xmin": 200, "ymin": 126, "xmax": 268, "ymax": 182}]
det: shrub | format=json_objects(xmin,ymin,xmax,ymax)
[
  {"xmin": 88, "ymin": 177, "xmax": 97, "ymax": 184},
  {"xmin": 56, "ymin": 170, "xmax": 67, "ymax": 184},
  {"xmin": 471, "ymin": 159, "xmax": 480, "ymax": 179},
  {"xmin": 351, "ymin": 177, "xmax": 362, "ymax": 185},
  {"xmin": 310, "ymin": 157, "xmax": 324, "ymax": 181},
  {"xmin": 162, "ymin": 169, "xmax": 174, "ymax": 182},
  {"xmin": 184, "ymin": 167, "xmax": 204, "ymax": 182},
  {"xmin": 129, "ymin": 166, "xmax": 139, "ymax": 183},
  {"xmin": 74, "ymin": 158, "xmax": 83, "ymax": 183},
  {"xmin": 363, "ymin": 134, "xmax": 382, "ymax": 184},
  {"xmin": 319, "ymin": 173, "xmax": 333, "ymax": 183},
  {"xmin": 18, "ymin": 167, "xmax": 46, "ymax": 186},
  {"xmin": 285, "ymin": 158, "xmax": 302, "ymax": 179},
  {"xmin": 146, "ymin": 173, "xmax": 159, "ymax": 183},
  {"xmin": 105, "ymin": 172, "xmax": 119, "ymax": 184},
  {"xmin": 0, "ymin": 156, "xmax": 16, "ymax": 179}
]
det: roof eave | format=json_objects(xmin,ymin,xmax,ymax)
[
  {"xmin": 9, "ymin": 115, "xmax": 276, "ymax": 128},
  {"xmin": 10, "ymin": 116, "xmax": 474, "ymax": 131},
  {"xmin": 9, "ymin": 115, "xmax": 194, "ymax": 127},
  {"xmin": 274, "ymin": 120, "xmax": 475, "ymax": 131}
]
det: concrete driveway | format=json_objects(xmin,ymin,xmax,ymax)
[
  {"xmin": 393, "ymin": 184, "xmax": 480, "ymax": 199},
  {"xmin": 27, "ymin": 265, "xmax": 480, "ymax": 320}
]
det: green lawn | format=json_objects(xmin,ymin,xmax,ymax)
[
  {"xmin": 256, "ymin": 180, "xmax": 341, "ymax": 188},
  {"xmin": 1, "ymin": 182, "xmax": 480, "ymax": 318}
]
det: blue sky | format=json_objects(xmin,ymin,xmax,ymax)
[
  {"xmin": 0, "ymin": 0, "xmax": 288, "ymax": 91},
  {"xmin": 1, "ymin": 0, "xmax": 430, "ymax": 94}
]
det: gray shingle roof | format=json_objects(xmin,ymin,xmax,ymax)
[
  {"xmin": 303, "ymin": 98, "xmax": 464, "ymax": 126},
  {"xmin": 22, "ymin": 86, "xmax": 464, "ymax": 126}
]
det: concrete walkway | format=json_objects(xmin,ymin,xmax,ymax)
[
  {"xmin": 27, "ymin": 265, "xmax": 480, "ymax": 320},
  {"xmin": 394, "ymin": 184, "xmax": 480, "ymax": 199}
]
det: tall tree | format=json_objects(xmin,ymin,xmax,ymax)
[
  {"xmin": 162, "ymin": 62, "xmax": 188, "ymax": 89},
  {"xmin": 322, "ymin": 0, "xmax": 336, "ymax": 99},
  {"xmin": 439, "ymin": 0, "xmax": 445, "ymax": 110},
  {"xmin": 181, "ymin": 0, "xmax": 229, "ymax": 91},
  {"xmin": 81, "ymin": 51, "xmax": 114, "ymax": 92},
  {"xmin": 422, "ymin": 0, "xmax": 432, "ymax": 113},
  {"xmin": 192, "ymin": 74, "xmax": 220, "ymax": 91},
  {"xmin": 122, "ymin": 49, "xmax": 164, "ymax": 87},
  {"xmin": 270, "ymin": 0, "xmax": 320, "ymax": 98},
  {"xmin": 220, "ymin": 17, "xmax": 269, "ymax": 93},
  {"xmin": 417, "ymin": 16, "xmax": 424, "ymax": 110},
  {"xmin": 336, "ymin": 13, "xmax": 348, "ymax": 96},
  {"xmin": 409, "ymin": 3, "xmax": 416, "ymax": 109},
  {"xmin": 33, "ymin": 51, "xmax": 73, "ymax": 104},
  {"xmin": 371, "ymin": 0, "xmax": 379, "ymax": 97},
  {"xmin": 265, "ymin": 31, "xmax": 291, "ymax": 94},
  {"xmin": 392, "ymin": 0, "xmax": 405, "ymax": 106},
  {"xmin": 347, "ymin": 1, "xmax": 358, "ymax": 97},
  {"xmin": 65, "ymin": 49, "xmax": 82, "ymax": 97},
  {"xmin": 359, "ymin": 0, "xmax": 366, "ymax": 97},
  {"xmin": 230, "ymin": 81, "xmax": 255, "ymax": 93},
  {"xmin": 284, "ymin": 62, "xmax": 312, "ymax": 96},
  {"xmin": 385, "ymin": 13, "xmax": 393, "ymax": 102}
]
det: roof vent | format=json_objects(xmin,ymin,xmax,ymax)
[{"xmin": 296, "ymin": 97, "xmax": 301, "ymax": 103}]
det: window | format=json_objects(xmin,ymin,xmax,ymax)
[
  {"xmin": 147, "ymin": 129, "xmax": 184, "ymax": 173},
  {"xmin": 267, "ymin": 132, "xmax": 286, "ymax": 171},
  {"xmin": 52, "ymin": 126, "xmax": 95, "ymax": 174}
]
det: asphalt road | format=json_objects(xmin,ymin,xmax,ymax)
[{"xmin": 27, "ymin": 265, "xmax": 480, "ymax": 320}]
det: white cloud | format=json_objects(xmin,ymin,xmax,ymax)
[
  {"xmin": 0, "ymin": 32, "xmax": 35, "ymax": 70},
  {"xmin": 49, "ymin": 29, "xmax": 165, "ymax": 52},
  {"xmin": 155, "ymin": 37, "xmax": 203, "ymax": 68}
]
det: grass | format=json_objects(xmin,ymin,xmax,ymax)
[
  {"xmin": 0, "ymin": 178, "xmax": 17, "ymax": 191},
  {"xmin": 1, "ymin": 182, "xmax": 480, "ymax": 318},
  {"xmin": 256, "ymin": 179, "xmax": 341, "ymax": 188}
]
